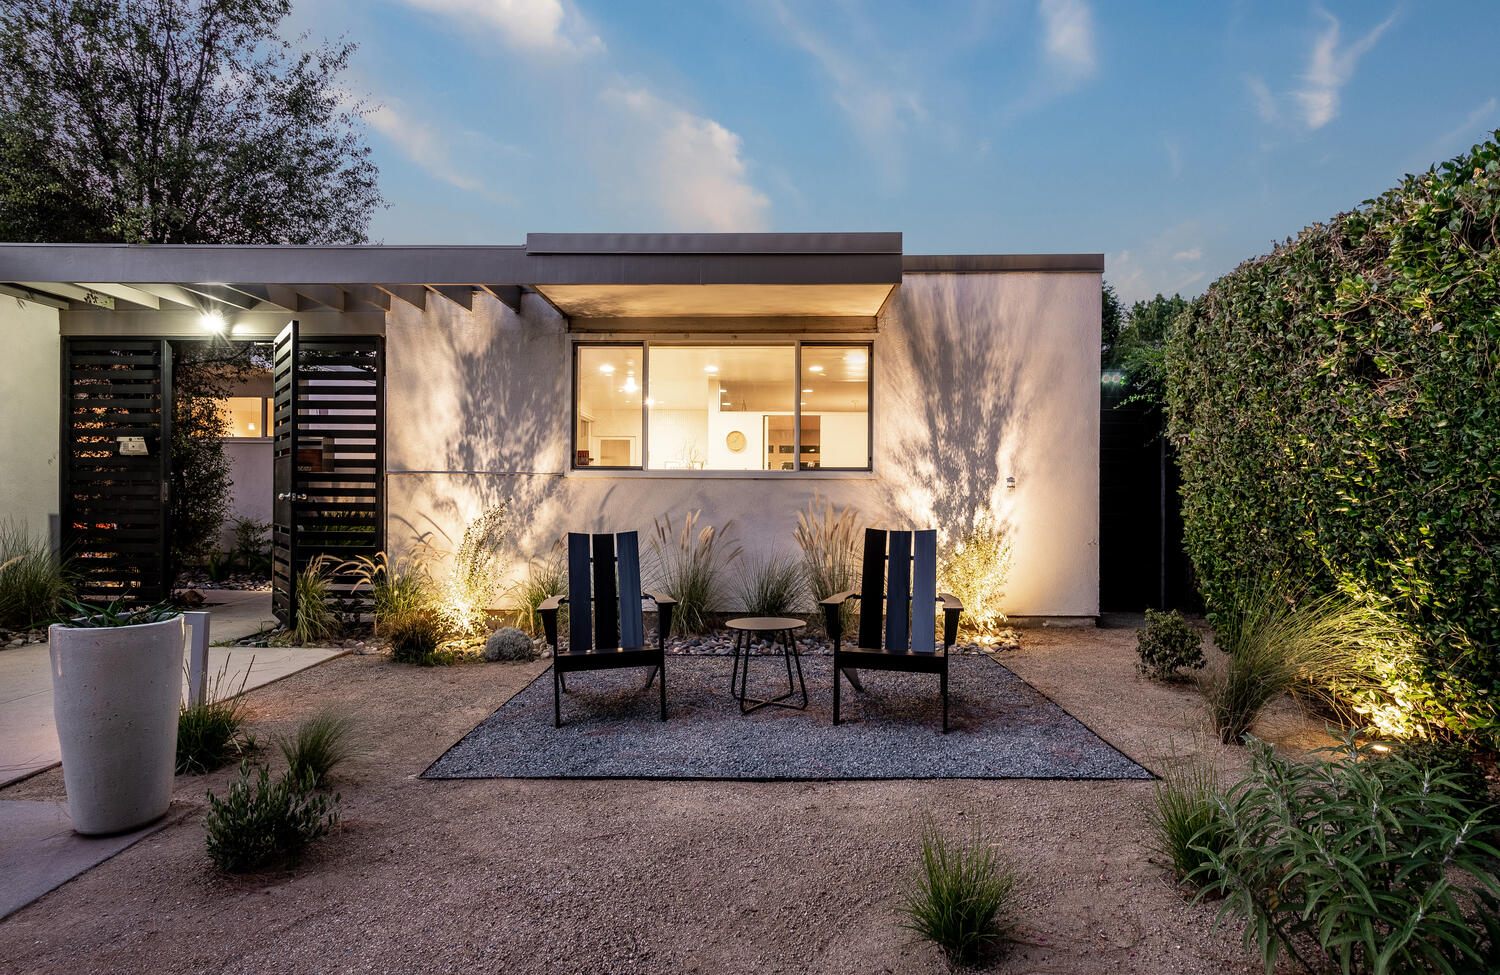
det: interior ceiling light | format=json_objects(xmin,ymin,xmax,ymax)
[
  {"xmin": 802, "ymin": 388, "xmax": 813, "ymax": 393},
  {"xmin": 703, "ymin": 364, "xmax": 719, "ymax": 373},
  {"xmin": 808, "ymin": 365, "xmax": 824, "ymax": 373},
  {"xmin": 599, "ymin": 363, "xmax": 615, "ymax": 374},
  {"xmin": 621, "ymin": 377, "xmax": 639, "ymax": 393}
]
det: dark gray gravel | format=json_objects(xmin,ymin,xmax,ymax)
[{"xmin": 423, "ymin": 654, "xmax": 1151, "ymax": 781}]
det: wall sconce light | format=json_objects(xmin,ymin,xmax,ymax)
[
  {"xmin": 1005, "ymin": 476, "xmax": 1016, "ymax": 490},
  {"xmin": 199, "ymin": 308, "xmax": 227, "ymax": 333}
]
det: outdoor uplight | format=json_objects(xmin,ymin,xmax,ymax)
[{"xmin": 199, "ymin": 309, "xmax": 226, "ymax": 333}]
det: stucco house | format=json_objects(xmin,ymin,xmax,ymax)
[{"xmin": 0, "ymin": 234, "xmax": 1101, "ymax": 622}]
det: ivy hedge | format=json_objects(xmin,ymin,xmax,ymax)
[{"xmin": 1165, "ymin": 134, "xmax": 1500, "ymax": 742}]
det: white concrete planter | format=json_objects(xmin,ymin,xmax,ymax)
[{"xmin": 48, "ymin": 615, "xmax": 185, "ymax": 835}]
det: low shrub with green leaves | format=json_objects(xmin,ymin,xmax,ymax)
[
  {"xmin": 177, "ymin": 659, "xmax": 253, "ymax": 775},
  {"xmin": 0, "ymin": 520, "xmax": 71, "ymax": 628},
  {"xmin": 1144, "ymin": 757, "xmax": 1227, "ymax": 885},
  {"xmin": 345, "ymin": 552, "xmax": 443, "ymax": 663},
  {"xmin": 938, "ymin": 511, "xmax": 1013, "ymax": 636},
  {"xmin": 648, "ymin": 510, "xmax": 740, "ymax": 635},
  {"xmin": 734, "ymin": 552, "xmax": 803, "ymax": 618},
  {"xmin": 1195, "ymin": 730, "xmax": 1500, "ymax": 975},
  {"xmin": 204, "ymin": 762, "xmax": 339, "ymax": 873},
  {"xmin": 278, "ymin": 710, "xmax": 355, "ymax": 787},
  {"xmin": 897, "ymin": 820, "xmax": 1018, "ymax": 967},
  {"xmin": 483, "ymin": 625, "xmax": 534, "ymax": 662},
  {"xmin": 1135, "ymin": 608, "xmax": 1204, "ymax": 682},
  {"xmin": 1166, "ymin": 134, "xmax": 1500, "ymax": 742}
]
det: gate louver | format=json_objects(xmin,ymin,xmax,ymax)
[
  {"xmin": 61, "ymin": 339, "xmax": 172, "ymax": 604},
  {"xmin": 272, "ymin": 322, "xmax": 384, "ymax": 625}
]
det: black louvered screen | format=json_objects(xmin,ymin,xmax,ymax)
[
  {"xmin": 271, "ymin": 322, "xmax": 384, "ymax": 625},
  {"xmin": 61, "ymin": 338, "xmax": 172, "ymax": 604}
]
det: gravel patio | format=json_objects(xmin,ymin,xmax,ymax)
[{"xmin": 0, "ymin": 622, "xmax": 1324, "ymax": 974}]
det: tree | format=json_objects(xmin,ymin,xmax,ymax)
[
  {"xmin": 0, "ymin": 0, "xmax": 381, "ymax": 244},
  {"xmin": 1115, "ymin": 292, "xmax": 1190, "ymax": 405},
  {"xmin": 1100, "ymin": 280, "xmax": 1124, "ymax": 365}
]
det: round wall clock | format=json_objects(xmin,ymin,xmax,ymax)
[{"xmin": 725, "ymin": 430, "xmax": 747, "ymax": 453}]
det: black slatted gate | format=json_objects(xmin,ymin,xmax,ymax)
[
  {"xmin": 61, "ymin": 338, "xmax": 173, "ymax": 604},
  {"xmin": 271, "ymin": 322, "xmax": 384, "ymax": 625}
]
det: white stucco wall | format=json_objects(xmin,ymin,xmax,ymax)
[
  {"xmin": 0, "ymin": 297, "xmax": 61, "ymax": 542},
  {"xmin": 219, "ymin": 439, "xmax": 273, "ymax": 550},
  {"xmin": 385, "ymin": 271, "xmax": 1100, "ymax": 617}
]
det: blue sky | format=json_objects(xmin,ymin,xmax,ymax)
[{"xmin": 288, "ymin": 0, "xmax": 1499, "ymax": 303}]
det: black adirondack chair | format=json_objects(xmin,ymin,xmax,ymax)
[
  {"xmin": 539, "ymin": 531, "xmax": 676, "ymax": 727},
  {"xmin": 821, "ymin": 528, "xmax": 963, "ymax": 733}
]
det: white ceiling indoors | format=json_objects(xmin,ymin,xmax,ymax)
[
  {"xmin": 576, "ymin": 345, "xmax": 869, "ymax": 414},
  {"xmin": 536, "ymin": 283, "xmax": 894, "ymax": 320}
]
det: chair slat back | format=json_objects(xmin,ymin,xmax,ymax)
[
  {"xmin": 565, "ymin": 531, "xmax": 646, "ymax": 651},
  {"xmin": 855, "ymin": 527, "xmax": 940, "ymax": 652},
  {"xmin": 911, "ymin": 530, "xmax": 937, "ymax": 653},
  {"xmin": 857, "ymin": 528, "xmax": 887, "ymax": 649}
]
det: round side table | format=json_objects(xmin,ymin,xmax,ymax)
[{"xmin": 725, "ymin": 617, "xmax": 808, "ymax": 713}]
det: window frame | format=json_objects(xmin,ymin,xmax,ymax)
[{"xmin": 569, "ymin": 337, "xmax": 874, "ymax": 475}]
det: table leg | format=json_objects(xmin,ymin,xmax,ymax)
[{"xmin": 788, "ymin": 629, "xmax": 808, "ymax": 709}]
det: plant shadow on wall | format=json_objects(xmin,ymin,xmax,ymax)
[{"xmin": 874, "ymin": 278, "xmax": 1031, "ymax": 624}]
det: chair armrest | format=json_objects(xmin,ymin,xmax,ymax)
[
  {"xmin": 819, "ymin": 591, "xmax": 860, "ymax": 643},
  {"xmin": 539, "ymin": 594, "xmax": 567, "ymax": 612},
  {"xmin": 643, "ymin": 592, "xmax": 675, "ymax": 644},
  {"xmin": 938, "ymin": 592, "xmax": 963, "ymax": 648}
]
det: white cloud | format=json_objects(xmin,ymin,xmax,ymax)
[
  {"xmin": 1429, "ymin": 96, "xmax": 1498, "ymax": 155},
  {"xmin": 1294, "ymin": 6, "xmax": 1396, "ymax": 130},
  {"xmin": 1164, "ymin": 137, "xmax": 1182, "ymax": 178},
  {"xmin": 368, "ymin": 100, "xmax": 513, "ymax": 204},
  {"xmin": 1245, "ymin": 74, "xmax": 1278, "ymax": 123},
  {"xmin": 1172, "ymin": 248, "xmax": 1202, "ymax": 262},
  {"xmin": 600, "ymin": 87, "xmax": 770, "ymax": 232},
  {"xmin": 1108, "ymin": 220, "xmax": 1212, "ymax": 304},
  {"xmin": 402, "ymin": 0, "xmax": 602, "ymax": 55},
  {"xmin": 1039, "ymin": 0, "xmax": 1097, "ymax": 85}
]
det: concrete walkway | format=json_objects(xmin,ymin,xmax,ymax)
[{"xmin": 0, "ymin": 592, "xmax": 344, "ymax": 788}]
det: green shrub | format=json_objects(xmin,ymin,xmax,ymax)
[
  {"xmin": 432, "ymin": 501, "xmax": 512, "ymax": 638},
  {"xmin": 511, "ymin": 545, "xmax": 566, "ymax": 636},
  {"xmin": 897, "ymin": 819, "xmax": 1018, "ymax": 966},
  {"xmin": 177, "ymin": 659, "xmax": 253, "ymax": 775},
  {"xmin": 734, "ymin": 552, "xmax": 803, "ymax": 618},
  {"xmin": 0, "ymin": 519, "xmax": 71, "ymax": 628},
  {"xmin": 647, "ymin": 510, "xmax": 740, "ymax": 635},
  {"xmin": 286, "ymin": 556, "xmax": 338, "ymax": 645},
  {"xmin": 483, "ymin": 625, "xmax": 535, "ymax": 662},
  {"xmin": 1144, "ymin": 757, "xmax": 1227, "ymax": 885},
  {"xmin": 1196, "ymin": 730, "xmax": 1500, "ymax": 975},
  {"xmin": 1389, "ymin": 739, "xmax": 1496, "ymax": 823},
  {"xmin": 1135, "ymin": 608, "xmax": 1204, "ymax": 681},
  {"xmin": 792, "ymin": 493, "xmax": 862, "ymax": 635},
  {"xmin": 1200, "ymin": 578, "xmax": 1403, "ymax": 745},
  {"xmin": 278, "ymin": 710, "xmax": 355, "ymax": 787},
  {"xmin": 1165, "ymin": 134, "xmax": 1500, "ymax": 743},
  {"xmin": 204, "ymin": 762, "xmax": 339, "ymax": 873},
  {"xmin": 938, "ymin": 511, "xmax": 1013, "ymax": 636},
  {"xmin": 231, "ymin": 517, "xmax": 271, "ymax": 575}
]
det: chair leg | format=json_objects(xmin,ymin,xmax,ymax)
[
  {"xmin": 833, "ymin": 651, "xmax": 841, "ymax": 725},
  {"xmin": 659, "ymin": 655, "xmax": 667, "ymax": 721},
  {"xmin": 941, "ymin": 661, "xmax": 949, "ymax": 734},
  {"xmin": 553, "ymin": 664, "xmax": 562, "ymax": 728},
  {"xmin": 559, "ymin": 671, "xmax": 568, "ymax": 694},
  {"xmin": 642, "ymin": 664, "xmax": 659, "ymax": 691}
]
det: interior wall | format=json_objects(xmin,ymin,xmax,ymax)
[
  {"xmin": 0, "ymin": 297, "xmax": 61, "ymax": 544},
  {"xmin": 384, "ymin": 271, "xmax": 1100, "ymax": 617}
]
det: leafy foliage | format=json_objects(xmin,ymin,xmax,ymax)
[
  {"xmin": 897, "ymin": 819, "xmax": 1018, "ymax": 966},
  {"xmin": 277, "ymin": 710, "xmax": 355, "ymax": 787},
  {"xmin": 647, "ymin": 510, "xmax": 740, "ymax": 635},
  {"xmin": 232, "ymin": 517, "xmax": 272, "ymax": 576},
  {"xmin": 0, "ymin": 0, "xmax": 380, "ymax": 245},
  {"xmin": 204, "ymin": 762, "xmax": 339, "ymax": 873},
  {"xmin": 938, "ymin": 510, "xmax": 1012, "ymax": 636},
  {"xmin": 58, "ymin": 597, "xmax": 180, "ymax": 627},
  {"xmin": 432, "ymin": 502, "xmax": 512, "ymax": 638},
  {"xmin": 1166, "ymin": 134, "xmax": 1500, "ymax": 742},
  {"xmin": 0, "ymin": 519, "xmax": 71, "ymax": 628},
  {"xmin": 793, "ymin": 493, "xmax": 862, "ymax": 635},
  {"xmin": 734, "ymin": 552, "xmax": 804, "ymax": 618},
  {"xmin": 177, "ymin": 658, "xmax": 253, "ymax": 774},
  {"xmin": 1135, "ymin": 608, "xmax": 1205, "ymax": 681},
  {"xmin": 344, "ymin": 551, "xmax": 443, "ymax": 664},
  {"xmin": 1144, "ymin": 756, "xmax": 1227, "ymax": 884},
  {"xmin": 1100, "ymin": 279, "xmax": 1125, "ymax": 365},
  {"xmin": 1196, "ymin": 731, "xmax": 1500, "ymax": 975}
]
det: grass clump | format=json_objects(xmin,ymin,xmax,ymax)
[
  {"xmin": 938, "ymin": 511, "xmax": 1013, "ymax": 637},
  {"xmin": 1197, "ymin": 729, "xmax": 1500, "ymax": 974},
  {"xmin": 511, "ymin": 544, "xmax": 566, "ymax": 636},
  {"xmin": 1144, "ymin": 756, "xmax": 1227, "ymax": 885},
  {"xmin": 734, "ymin": 552, "xmax": 803, "ymax": 618},
  {"xmin": 204, "ymin": 762, "xmax": 339, "ymax": 873},
  {"xmin": 176, "ymin": 659, "xmax": 254, "ymax": 775},
  {"xmin": 648, "ymin": 510, "xmax": 740, "ymax": 635},
  {"xmin": 793, "ymin": 493, "xmax": 862, "ymax": 635},
  {"xmin": 278, "ymin": 710, "xmax": 356, "ymax": 787},
  {"xmin": 1200, "ymin": 578, "xmax": 1401, "ymax": 744},
  {"xmin": 1135, "ymin": 608, "xmax": 1205, "ymax": 682},
  {"xmin": 0, "ymin": 519, "xmax": 71, "ymax": 628},
  {"xmin": 286, "ymin": 556, "xmax": 339, "ymax": 645},
  {"xmin": 897, "ymin": 819, "xmax": 1018, "ymax": 967},
  {"xmin": 345, "ymin": 552, "xmax": 445, "ymax": 664}
]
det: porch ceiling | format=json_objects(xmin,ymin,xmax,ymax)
[{"xmin": 532, "ymin": 282, "xmax": 896, "ymax": 319}]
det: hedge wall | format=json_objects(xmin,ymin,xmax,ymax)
[{"xmin": 1165, "ymin": 134, "xmax": 1500, "ymax": 741}]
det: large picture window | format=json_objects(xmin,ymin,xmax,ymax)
[{"xmin": 572, "ymin": 341, "xmax": 871, "ymax": 471}]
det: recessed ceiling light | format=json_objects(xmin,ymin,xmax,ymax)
[
  {"xmin": 808, "ymin": 365, "xmax": 824, "ymax": 373},
  {"xmin": 703, "ymin": 365, "xmax": 719, "ymax": 373},
  {"xmin": 621, "ymin": 377, "xmax": 639, "ymax": 393},
  {"xmin": 599, "ymin": 363, "xmax": 615, "ymax": 374},
  {"xmin": 802, "ymin": 388, "xmax": 813, "ymax": 393},
  {"xmin": 844, "ymin": 351, "xmax": 867, "ymax": 365},
  {"xmin": 800, "ymin": 401, "xmax": 808, "ymax": 406}
]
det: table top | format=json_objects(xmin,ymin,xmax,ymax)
[{"xmin": 725, "ymin": 616, "xmax": 807, "ymax": 632}]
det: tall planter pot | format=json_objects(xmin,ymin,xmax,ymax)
[{"xmin": 48, "ymin": 615, "xmax": 185, "ymax": 835}]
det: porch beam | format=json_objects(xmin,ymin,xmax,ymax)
[
  {"xmin": 133, "ymin": 283, "xmax": 204, "ymax": 309},
  {"xmin": 376, "ymin": 284, "xmax": 425, "ymax": 310},
  {"xmin": 77, "ymin": 282, "xmax": 160, "ymax": 309},
  {"xmin": 292, "ymin": 284, "xmax": 349, "ymax": 311},
  {"xmin": 345, "ymin": 284, "xmax": 391, "ymax": 312},
  {"xmin": 480, "ymin": 284, "xmax": 523, "ymax": 313},
  {"xmin": 0, "ymin": 283, "xmax": 68, "ymax": 309},
  {"xmin": 427, "ymin": 285, "xmax": 472, "ymax": 311},
  {"xmin": 14, "ymin": 281, "xmax": 114, "ymax": 309},
  {"xmin": 179, "ymin": 283, "xmax": 258, "ymax": 310}
]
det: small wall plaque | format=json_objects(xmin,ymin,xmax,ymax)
[{"xmin": 118, "ymin": 436, "xmax": 148, "ymax": 456}]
